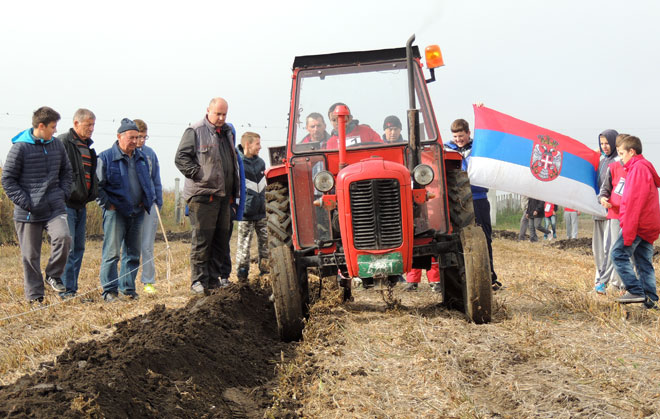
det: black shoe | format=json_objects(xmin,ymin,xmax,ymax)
[
  {"xmin": 388, "ymin": 275, "xmax": 402, "ymax": 287},
  {"xmin": 29, "ymin": 296, "xmax": 45, "ymax": 306},
  {"xmin": 430, "ymin": 283, "xmax": 442, "ymax": 293},
  {"xmin": 492, "ymin": 280, "xmax": 502, "ymax": 291},
  {"xmin": 237, "ymin": 269, "xmax": 249, "ymax": 284},
  {"xmin": 45, "ymin": 276, "xmax": 66, "ymax": 293},
  {"xmin": 191, "ymin": 281, "xmax": 205, "ymax": 294},
  {"xmin": 120, "ymin": 291, "xmax": 139, "ymax": 300},
  {"xmin": 404, "ymin": 283, "xmax": 418, "ymax": 292},
  {"xmin": 237, "ymin": 267, "xmax": 249, "ymax": 279},
  {"xmin": 103, "ymin": 292, "xmax": 119, "ymax": 303}
]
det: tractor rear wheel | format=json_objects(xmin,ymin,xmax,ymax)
[
  {"xmin": 266, "ymin": 182, "xmax": 292, "ymax": 249},
  {"xmin": 446, "ymin": 169, "xmax": 475, "ymax": 231},
  {"xmin": 460, "ymin": 225, "xmax": 492, "ymax": 324},
  {"xmin": 270, "ymin": 245, "xmax": 304, "ymax": 342},
  {"xmin": 442, "ymin": 169, "xmax": 491, "ymax": 323}
]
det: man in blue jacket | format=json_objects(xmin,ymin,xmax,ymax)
[
  {"xmin": 1, "ymin": 106, "xmax": 72, "ymax": 303},
  {"xmin": 97, "ymin": 118, "xmax": 155, "ymax": 302},
  {"xmin": 445, "ymin": 118, "xmax": 501, "ymax": 290}
]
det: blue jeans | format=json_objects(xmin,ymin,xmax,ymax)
[
  {"xmin": 543, "ymin": 215, "xmax": 557, "ymax": 238},
  {"xmin": 121, "ymin": 204, "xmax": 158, "ymax": 284},
  {"xmin": 61, "ymin": 206, "xmax": 87, "ymax": 296},
  {"xmin": 99, "ymin": 209, "xmax": 144, "ymax": 296},
  {"xmin": 611, "ymin": 235, "xmax": 658, "ymax": 308}
]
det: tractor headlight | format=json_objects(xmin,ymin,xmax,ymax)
[
  {"xmin": 412, "ymin": 164, "xmax": 434, "ymax": 186},
  {"xmin": 313, "ymin": 170, "xmax": 335, "ymax": 193}
]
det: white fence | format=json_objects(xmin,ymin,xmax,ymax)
[{"xmin": 495, "ymin": 193, "xmax": 524, "ymax": 213}]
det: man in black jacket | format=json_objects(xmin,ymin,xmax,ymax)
[
  {"xmin": 1, "ymin": 107, "xmax": 72, "ymax": 303},
  {"xmin": 525, "ymin": 198, "xmax": 551, "ymax": 242},
  {"xmin": 58, "ymin": 109, "xmax": 98, "ymax": 298}
]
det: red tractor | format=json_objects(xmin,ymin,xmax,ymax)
[{"xmin": 266, "ymin": 36, "xmax": 492, "ymax": 341}]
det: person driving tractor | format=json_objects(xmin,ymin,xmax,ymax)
[{"xmin": 323, "ymin": 102, "xmax": 382, "ymax": 149}]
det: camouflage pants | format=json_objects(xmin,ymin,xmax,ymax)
[{"xmin": 235, "ymin": 219, "xmax": 268, "ymax": 273}]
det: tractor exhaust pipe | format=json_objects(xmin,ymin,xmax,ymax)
[
  {"xmin": 334, "ymin": 105, "xmax": 350, "ymax": 169},
  {"xmin": 406, "ymin": 34, "xmax": 421, "ymax": 184}
]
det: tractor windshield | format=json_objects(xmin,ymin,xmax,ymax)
[{"xmin": 292, "ymin": 61, "xmax": 438, "ymax": 152}]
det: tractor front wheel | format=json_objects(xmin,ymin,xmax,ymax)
[{"xmin": 270, "ymin": 245, "xmax": 304, "ymax": 341}]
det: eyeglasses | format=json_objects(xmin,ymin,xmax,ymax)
[{"xmin": 138, "ymin": 135, "xmax": 149, "ymax": 141}]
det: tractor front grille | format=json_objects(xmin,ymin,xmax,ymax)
[{"xmin": 349, "ymin": 179, "xmax": 403, "ymax": 250}]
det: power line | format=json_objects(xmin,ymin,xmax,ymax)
[{"xmin": 0, "ymin": 112, "xmax": 287, "ymax": 130}]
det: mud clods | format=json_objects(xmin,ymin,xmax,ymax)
[
  {"xmin": 0, "ymin": 285, "xmax": 287, "ymax": 418},
  {"xmin": 494, "ymin": 229, "xmax": 660, "ymax": 260},
  {"xmin": 550, "ymin": 237, "xmax": 594, "ymax": 254}
]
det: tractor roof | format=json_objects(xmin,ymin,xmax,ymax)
[{"xmin": 293, "ymin": 46, "xmax": 420, "ymax": 69}]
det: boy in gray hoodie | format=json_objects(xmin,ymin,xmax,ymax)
[{"xmin": 593, "ymin": 129, "xmax": 619, "ymax": 290}]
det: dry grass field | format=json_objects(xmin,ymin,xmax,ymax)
[
  {"xmin": 268, "ymin": 231, "xmax": 660, "ymax": 418},
  {"xmin": 0, "ymin": 220, "xmax": 659, "ymax": 417}
]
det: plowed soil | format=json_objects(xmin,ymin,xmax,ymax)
[{"xmin": 0, "ymin": 285, "xmax": 286, "ymax": 418}]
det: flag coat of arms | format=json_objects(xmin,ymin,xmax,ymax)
[{"xmin": 468, "ymin": 106, "xmax": 607, "ymax": 217}]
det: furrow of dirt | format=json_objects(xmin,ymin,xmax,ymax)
[{"xmin": 0, "ymin": 285, "xmax": 288, "ymax": 418}]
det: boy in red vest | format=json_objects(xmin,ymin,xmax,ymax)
[{"xmin": 611, "ymin": 135, "xmax": 660, "ymax": 309}]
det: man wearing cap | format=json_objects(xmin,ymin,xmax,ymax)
[
  {"xmin": 382, "ymin": 115, "xmax": 405, "ymax": 143},
  {"xmin": 97, "ymin": 118, "xmax": 155, "ymax": 302},
  {"xmin": 175, "ymin": 97, "xmax": 242, "ymax": 294}
]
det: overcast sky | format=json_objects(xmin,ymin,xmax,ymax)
[{"xmin": 1, "ymin": 0, "xmax": 659, "ymax": 189}]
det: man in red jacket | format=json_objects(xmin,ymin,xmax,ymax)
[
  {"xmin": 611, "ymin": 135, "xmax": 660, "ymax": 309},
  {"xmin": 324, "ymin": 102, "xmax": 382, "ymax": 149}
]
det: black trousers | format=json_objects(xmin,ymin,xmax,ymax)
[
  {"xmin": 188, "ymin": 195, "xmax": 232, "ymax": 287},
  {"xmin": 473, "ymin": 198, "xmax": 497, "ymax": 282}
]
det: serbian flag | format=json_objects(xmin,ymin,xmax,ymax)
[{"xmin": 469, "ymin": 106, "xmax": 606, "ymax": 217}]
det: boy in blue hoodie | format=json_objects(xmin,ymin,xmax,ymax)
[
  {"xmin": 445, "ymin": 118, "xmax": 500, "ymax": 290},
  {"xmin": 1, "ymin": 107, "xmax": 72, "ymax": 303}
]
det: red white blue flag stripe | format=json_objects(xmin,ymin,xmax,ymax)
[{"xmin": 469, "ymin": 106, "xmax": 606, "ymax": 217}]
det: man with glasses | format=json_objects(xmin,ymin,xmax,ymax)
[
  {"xmin": 97, "ymin": 118, "xmax": 155, "ymax": 302},
  {"xmin": 123, "ymin": 119, "xmax": 162, "ymax": 294}
]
